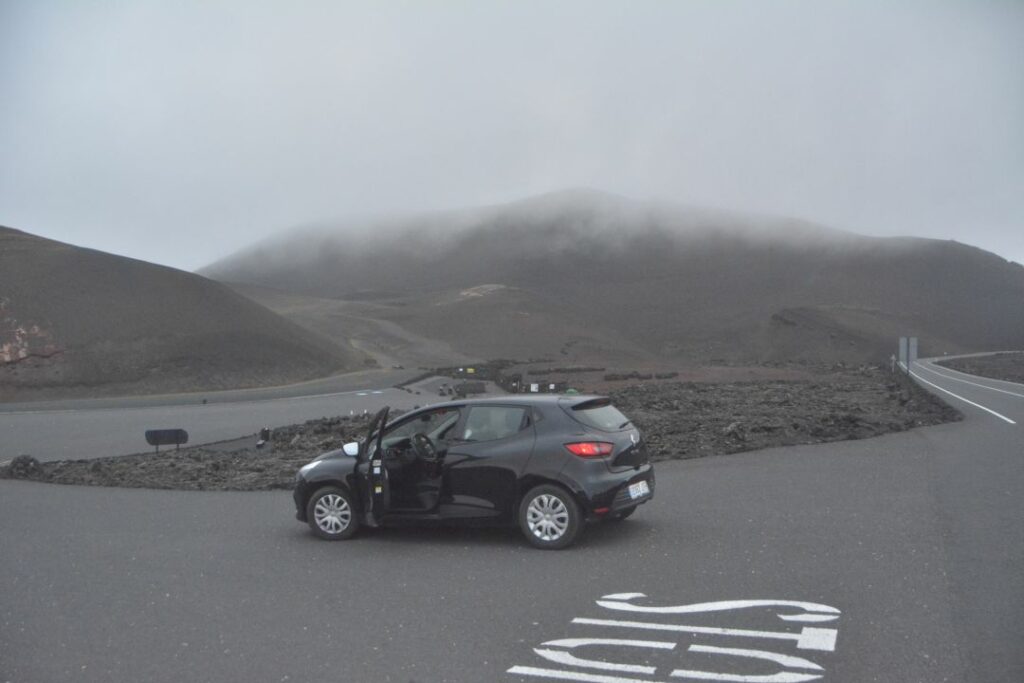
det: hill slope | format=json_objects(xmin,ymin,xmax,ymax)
[
  {"xmin": 0, "ymin": 227, "xmax": 367, "ymax": 400},
  {"xmin": 202, "ymin": 190, "xmax": 1024, "ymax": 364}
]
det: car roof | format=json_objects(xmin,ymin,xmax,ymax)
[{"xmin": 422, "ymin": 394, "xmax": 608, "ymax": 409}]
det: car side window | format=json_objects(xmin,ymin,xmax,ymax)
[
  {"xmin": 460, "ymin": 406, "xmax": 529, "ymax": 443},
  {"xmin": 383, "ymin": 408, "xmax": 461, "ymax": 446}
]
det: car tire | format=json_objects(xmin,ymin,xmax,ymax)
[
  {"xmin": 307, "ymin": 486, "xmax": 360, "ymax": 541},
  {"xmin": 519, "ymin": 484, "xmax": 582, "ymax": 550},
  {"xmin": 609, "ymin": 506, "xmax": 637, "ymax": 522}
]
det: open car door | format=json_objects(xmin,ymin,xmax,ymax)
[{"xmin": 359, "ymin": 406, "xmax": 390, "ymax": 526}]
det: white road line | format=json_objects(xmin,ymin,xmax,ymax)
[
  {"xmin": 507, "ymin": 666, "xmax": 658, "ymax": 683},
  {"xmin": 915, "ymin": 362, "xmax": 1024, "ymax": 398},
  {"xmin": 909, "ymin": 369, "xmax": 1017, "ymax": 425},
  {"xmin": 571, "ymin": 618, "xmax": 837, "ymax": 652},
  {"xmin": 507, "ymin": 664, "xmax": 822, "ymax": 683}
]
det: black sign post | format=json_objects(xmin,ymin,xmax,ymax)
[{"xmin": 145, "ymin": 429, "xmax": 189, "ymax": 453}]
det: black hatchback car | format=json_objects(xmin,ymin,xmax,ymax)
[{"xmin": 293, "ymin": 395, "xmax": 654, "ymax": 549}]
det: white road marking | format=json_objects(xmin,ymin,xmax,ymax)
[
  {"xmin": 914, "ymin": 362, "xmax": 1024, "ymax": 399},
  {"xmin": 776, "ymin": 614, "xmax": 836, "ymax": 623},
  {"xmin": 534, "ymin": 638, "xmax": 675, "ymax": 675},
  {"xmin": 572, "ymin": 618, "xmax": 838, "ymax": 652},
  {"xmin": 908, "ymin": 368, "xmax": 1017, "ymax": 425},
  {"xmin": 597, "ymin": 596, "xmax": 840, "ymax": 621},
  {"xmin": 509, "ymin": 663, "xmax": 822, "ymax": 683},
  {"xmin": 508, "ymin": 666, "xmax": 662, "ymax": 683},
  {"xmin": 700, "ymin": 647, "xmax": 820, "ymax": 672},
  {"xmin": 510, "ymin": 594, "xmax": 840, "ymax": 682}
]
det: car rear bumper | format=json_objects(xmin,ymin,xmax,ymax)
[{"xmin": 571, "ymin": 463, "xmax": 655, "ymax": 519}]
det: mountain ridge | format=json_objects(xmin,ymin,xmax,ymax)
[
  {"xmin": 0, "ymin": 226, "xmax": 368, "ymax": 400},
  {"xmin": 201, "ymin": 191, "xmax": 1024, "ymax": 364}
]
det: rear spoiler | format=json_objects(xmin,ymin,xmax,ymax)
[{"xmin": 564, "ymin": 396, "xmax": 611, "ymax": 411}]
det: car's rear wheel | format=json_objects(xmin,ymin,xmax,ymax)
[
  {"xmin": 307, "ymin": 486, "xmax": 359, "ymax": 540},
  {"xmin": 519, "ymin": 484, "xmax": 581, "ymax": 550}
]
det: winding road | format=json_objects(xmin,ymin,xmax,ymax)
[{"xmin": 0, "ymin": 357, "xmax": 1021, "ymax": 682}]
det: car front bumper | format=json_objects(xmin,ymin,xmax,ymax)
[{"xmin": 293, "ymin": 475, "xmax": 309, "ymax": 522}]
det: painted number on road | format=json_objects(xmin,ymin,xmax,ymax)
[{"xmin": 508, "ymin": 593, "xmax": 841, "ymax": 682}]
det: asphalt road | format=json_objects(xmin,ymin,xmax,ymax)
[
  {"xmin": 1, "ymin": 358, "xmax": 1021, "ymax": 682},
  {"xmin": 0, "ymin": 368, "xmax": 428, "ymax": 413},
  {"xmin": 0, "ymin": 373, "xmax": 470, "ymax": 462}
]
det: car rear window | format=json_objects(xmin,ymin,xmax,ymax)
[{"xmin": 568, "ymin": 401, "xmax": 631, "ymax": 432}]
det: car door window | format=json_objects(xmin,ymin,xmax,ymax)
[
  {"xmin": 383, "ymin": 408, "xmax": 461, "ymax": 447},
  {"xmin": 460, "ymin": 406, "xmax": 529, "ymax": 443}
]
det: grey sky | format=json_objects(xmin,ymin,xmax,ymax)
[{"xmin": 1, "ymin": 0, "xmax": 1021, "ymax": 271}]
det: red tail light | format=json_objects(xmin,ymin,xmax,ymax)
[{"xmin": 565, "ymin": 441, "xmax": 614, "ymax": 457}]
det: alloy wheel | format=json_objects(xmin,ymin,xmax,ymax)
[
  {"xmin": 313, "ymin": 493, "xmax": 352, "ymax": 535},
  {"xmin": 526, "ymin": 493, "xmax": 570, "ymax": 541}
]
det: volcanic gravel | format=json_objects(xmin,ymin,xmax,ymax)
[
  {"xmin": 937, "ymin": 352, "xmax": 1024, "ymax": 384},
  {"xmin": 3, "ymin": 368, "xmax": 958, "ymax": 491}
]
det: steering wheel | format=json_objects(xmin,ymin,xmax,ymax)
[{"xmin": 411, "ymin": 433, "xmax": 440, "ymax": 462}]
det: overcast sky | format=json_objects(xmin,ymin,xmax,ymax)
[{"xmin": 1, "ymin": 1, "xmax": 1021, "ymax": 271}]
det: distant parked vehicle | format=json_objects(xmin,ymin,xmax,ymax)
[{"xmin": 293, "ymin": 395, "xmax": 654, "ymax": 549}]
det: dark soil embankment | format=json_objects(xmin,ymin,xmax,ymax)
[
  {"xmin": 2, "ymin": 368, "xmax": 958, "ymax": 491},
  {"xmin": 937, "ymin": 353, "xmax": 1024, "ymax": 384}
]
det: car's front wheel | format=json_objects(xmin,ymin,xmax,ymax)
[
  {"xmin": 519, "ymin": 484, "xmax": 582, "ymax": 550},
  {"xmin": 307, "ymin": 486, "xmax": 360, "ymax": 540}
]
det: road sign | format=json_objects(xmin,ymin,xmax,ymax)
[
  {"xmin": 898, "ymin": 337, "xmax": 918, "ymax": 375},
  {"xmin": 144, "ymin": 429, "xmax": 188, "ymax": 452}
]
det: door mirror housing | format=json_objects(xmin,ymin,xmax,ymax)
[{"xmin": 342, "ymin": 441, "xmax": 360, "ymax": 457}]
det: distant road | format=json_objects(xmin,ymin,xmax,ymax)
[
  {"xmin": 0, "ymin": 370, "xmax": 474, "ymax": 461},
  {"xmin": 911, "ymin": 356, "xmax": 1022, "ymax": 425},
  {"xmin": 1, "ymin": 352, "xmax": 1021, "ymax": 682},
  {"xmin": 0, "ymin": 367, "xmax": 418, "ymax": 412}
]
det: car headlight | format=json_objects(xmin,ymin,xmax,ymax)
[{"xmin": 298, "ymin": 460, "xmax": 320, "ymax": 477}]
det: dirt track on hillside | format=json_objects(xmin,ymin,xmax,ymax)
[{"xmin": 3, "ymin": 367, "xmax": 958, "ymax": 491}]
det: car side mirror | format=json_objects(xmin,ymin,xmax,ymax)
[{"xmin": 342, "ymin": 442, "xmax": 360, "ymax": 457}]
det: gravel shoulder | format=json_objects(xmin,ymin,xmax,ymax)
[
  {"xmin": 937, "ymin": 352, "xmax": 1024, "ymax": 384},
  {"xmin": 2, "ymin": 367, "xmax": 958, "ymax": 491}
]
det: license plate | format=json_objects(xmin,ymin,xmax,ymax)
[{"xmin": 628, "ymin": 481, "xmax": 650, "ymax": 499}]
